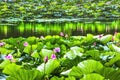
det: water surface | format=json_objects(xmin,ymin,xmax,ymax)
[{"xmin": 0, "ymin": 20, "xmax": 120, "ymax": 39}]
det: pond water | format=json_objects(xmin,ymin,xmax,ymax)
[{"xmin": 0, "ymin": 20, "xmax": 120, "ymax": 39}]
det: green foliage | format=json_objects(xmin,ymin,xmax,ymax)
[
  {"xmin": 0, "ymin": 60, "xmax": 10, "ymax": 69},
  {"xmin": 1, "ymin": 34, "xmax": 120, "ymax": 79},
  {"xmin": 85, "ymin": 50, "xmax": 100, "ymax": 60},
  {"xmin": 0, "ymin": 0, "xmax": 120, "ymax": 23},
  {"xmin": 109, "ymin": 44, "xmax": 120, "ymax": 53},
  {"xmin": 98, "ymin": 67, "xmax": 120, "ymax": 80},
  {"xmin": 64, "ymin": 46, "xmax": 83, "ymax": 59},
  {"xmin": 26, "ymin": 37, "xmax": 38, "ymax": 45},
  {"xmin": 6, "ymin": 69, "xmax": 44, "ymax": 80},
  {"xmin": 40, "ymin": 49, "xmax": 53, "ymax": 58},
  {"xmin": 3, "ymin": 63, "xmax": 21, "ymax": 75},
  {"xmin": 68, "ymin": 60, "xmax": 103, "ymax": 77},
  {"xmin": 81, "ymin": 73, "xmax": 104, "ymax": 80},
  {"xmin": 99, "ymin": 35, "xmax": 113, "ymax": 44},
  {"xmin": 37, "ymin": 59, "xmax": 60, "ymax": 75}
]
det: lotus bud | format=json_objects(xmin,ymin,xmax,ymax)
[
  {"xmin": 44, "ymin": 56, "xmax": 48, "ymax": 63},
  {"xmin": 51, "ymin": 54, "xmax": 56, "ymax": 60}
]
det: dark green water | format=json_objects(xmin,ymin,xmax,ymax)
[{"xmin": 0, "ymin": 20, "xmax": 120, "ymax": 39}]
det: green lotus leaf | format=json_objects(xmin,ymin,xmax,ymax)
[
  {"xmin": 99, "ymin": 67, "xmax": 120, "ymax": 80},
  {"xmin": 50, "ymin": 76, "xmax": 64, "ymax": 80},
  {"xmin": 61, "ymin": 56, "xmax": 82, "ymax": 69},
  {"xmin": 99, "ymin": 35, "xmax": 112, "ymax": 44},
  {"xmin": 26, "ymin": 37, "xmax": 38, "ymax": 45},
  {"xmin": 6, "ymin": 69, "xmax": 44, "ymax": 80},
  {"xmin": 64, "ymin": 46, "xmax": 83, "ymax": 59},
  {"xmin": 37, "ymin": 59, "xmax": 60, "ymax": 75},
  {"xmin": 77, "ymin": 60, "xmax": 103, "ymax": 73},
  {"xmin": 109, "ymin": 44, "xmax": 120, "ymax": 53},
  {"xmin": 105, "ymin": 54, "xmax": 120, "ymax": 66},
  {"xmin": 81, "ymin": 73, "xmax": 104, "ymax": 80},
  {"xmin": 31, "ymin": 50, "xmax": 39, "ymax": 58},
  {"xmin": 3, "ymin": 63, "xmax": 21, "ymax": 75},
  {"xmin": 40, "ymin": 49, "xmax": 53, "ymax": 59},
  {"xmin": 81, "ymin": 34, "xmax": 95, "ymax": 45},
  {"xmin": 85, "ymin": 50, "xmax": 100, "ymax": 60},
  {"xmin": 68, "ymin": 60, "xmax": 103, "ymax": 77},
  {"xmin": 100, "ymin": 52, "xmax": 117, "ymax": 61},
  {"xmin": 23, "ymin": 45, "xmax": 31, "ymax": 54},
  {"xmin": 65, "ymin": 76, "xmax": 76, "ymax": 80},
  {"xmin": 0, "ymin": 47, "xmax": 13, "ymax": 55},
  {"xmin": 0, "ymin": 60, "xmax": 10, "ymax": 69}
]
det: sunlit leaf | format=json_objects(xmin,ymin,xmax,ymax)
[
  {"xmin": 64, "ymin": 46, "xmax": 83, "ymax": 59},
  {"xmin": 99, "ymin": 35, "xmax": 112, "ymax": 44},
  {"xmin": 3, "ymin": 63, "xmax": 21, "ymax": 75},
  {"xmin": 81, "ymin": 73, "xmax": 104, "ymax": 80},
  {"xmin": 109, "ymin": 44, "xmax": 120, "ymax": 53},
  {"xmin": 37, "ymin": 59, "xmax": 60, "ymax": 75},
  {"xmin": 39, "ymin": 49, "xmax": 53, "ymax": 59},
  {"xmin": 6, "ymin": 69, "xmax": 44, "ymax": 80},
  {"xmin": 0, "ymin": 60, "xmax": 10, "ymax": 69}
]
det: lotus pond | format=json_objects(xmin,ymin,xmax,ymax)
[
  {"xmin": 0, "ymin": 0, "xmax": 120, "ymax": 21},
  {"xmin": 1, "ymin": 33, "xmax": 120, "ymax": 80},
  {"xmin": 0, "ymin": 0, "xmax": 120, "ymax": 80}
]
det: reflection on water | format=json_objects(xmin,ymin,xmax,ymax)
[{"xmin": 0, "ymin": 20, "xmax": 120, "ymax": 39}]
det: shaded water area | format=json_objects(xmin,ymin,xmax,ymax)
[{"xmin": 0, "ymin": 20, "xmax": 120, "ymax": 39}]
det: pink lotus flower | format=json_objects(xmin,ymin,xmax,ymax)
[
  {"xmin": 51, "ymin": 54, "xmax": 56, "ymax": 60},
  {"xmin": 60, "ymin": 32, "xmax": 64, "ymax": 36},
  {"xmin": 44, "ymin": 56, "xmax": 48, "ymax": 63},
  {"xmin": 0, "ymin": 42, "xmax": 5, "ymax": 46},
  {"xmin": 53, "ymin": 47, "xmax": 60, "ymax": 53},
  {"xmin": 23, "ymin": 42, "xmax": 28, "ymax": 46},
  {"xmin": 5, "ymin": 54, "xmax": 13, "ymax": 60}
]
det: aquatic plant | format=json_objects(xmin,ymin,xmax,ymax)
[{"xmin": 0, "ymin": 33, "xmax": 120, "ymax": 80}]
